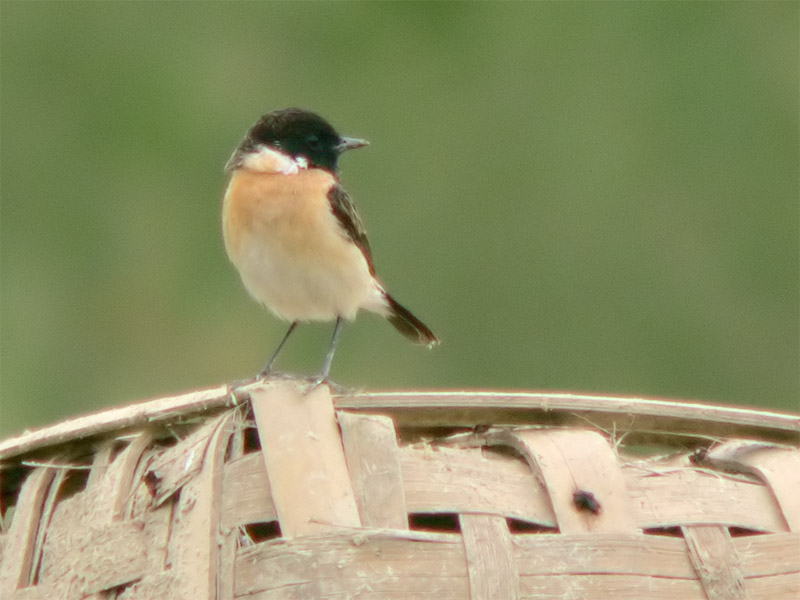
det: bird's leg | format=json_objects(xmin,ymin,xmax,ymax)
[
  {"xmin": 258, "ymin": 321, "xmax": 298, "ymax": 378},
  {"xmin": 308, "ymin": 317, "xmax": 344, "ymax": 389}
]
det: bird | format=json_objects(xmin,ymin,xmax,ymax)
[{"xmin": 222, "ymin": 108, "xmax": 439, "ymax": 385}]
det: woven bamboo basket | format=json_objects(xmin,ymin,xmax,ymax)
[{"xmin": 0, "ymin": 381, "xmax": 798, "ymax": 599}]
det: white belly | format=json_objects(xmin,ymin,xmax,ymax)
[{"xmin": 235, "ymin": 229, "xmax": 384, "ymax": 322}]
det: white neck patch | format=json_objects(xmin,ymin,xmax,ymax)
[{"xmin": 240, "ymin": 145, "xmax": 308, "ymax": 175}]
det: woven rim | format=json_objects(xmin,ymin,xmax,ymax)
[{"xmin": 1, "ymin": 384, "xmax": 798, "ymax": 460}]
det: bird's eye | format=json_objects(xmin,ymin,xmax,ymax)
[{"xmin": 305, "ymin": 134, "xmax": 321, "ymax": 150}]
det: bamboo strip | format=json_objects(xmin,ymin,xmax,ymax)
[
  {"xmin": 3, "ymin": 387, "xmax": 797, "ymax": 460},
  {"xmin": 499, "ymin": 430, "xmax": 638, "ymax": 533},
  {"xmin": 707, "ymin": 443, "xmax": 800, "ymax": 533},
  {"xmin": 144, "ymin": 418, "xmax": 220, "ymax": 506},
  {"xmin": 340, "ymin": 412, "xmax": 409, "ymax": 529},
  {"xmin": 0, "ymin": 467, "xmax": 56, "ymax": 594},
  {"xmin": 221, "ymin": 452, "xmax": 276, "ymax": 529},
  {"xmin": 460, "ymin": 514, "xmax": 518, "ymax": 600},
  {"xmin": 218, "ymin": 435, "xmax": 788, "ymax": 533},
  {"xmin": 38, "ymin": 437, "xmax": 151, "ymax": 595},
  {"xmin": 231, "ymin": 532, "xmax": 800, "ymax": 600},
  {"xmin": 251, "ymin": 382, "xmax": 360, "ymax": 537},
  {"xmin": 165, "ymin": 413, "xmax": 233, "ymax": 600},
  {"xmin": 682, "ymin": 525, "xmax": 748, "ymax": 600}
]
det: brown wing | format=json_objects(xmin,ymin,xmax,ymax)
[
  {"xmin": 328, "ymin": 184, "xmax": 376, "ymax": 275},
  {"xmin": 328, "ymin": 184, "xmax": 439, "ymax": 347}
]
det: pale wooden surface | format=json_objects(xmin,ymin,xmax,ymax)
[
  {"xmin": 1, "ymin": 382, "xmax": 798, "ymax": 599},
  {"xmin": 339, "ymin": 412, "xmax": 409, "ymax": 529},
  {"xmin": 230, "ymin": 532, "xmax": 798, "ymax": 599},
  {"xmin": 0, "ymin": 467, "xmax": 56, "ymax": 592},
  {"xmin": 460, "ymin": 514, "xmax": 518, "ymax": 600},
  {"xmin": 682, "ymin": 525, "xmax": 748, "ymax": 600},
  {"xmin": 216, "ymin": 436, "xmax": 790, "ymax": 535},
  {"xmin": 706, "ymin": 441, "xmax": 800, "ymax": 533},
  {"xmin": 250, "ymin": 382, "xmax": 360, "ymax": 536},
  {"xmin": 498, "ymin": 429, "xmax": 638, "ymax": 534},
  {"xmin": 165, "ymin": 413, "xmax": 233, "ymax": 600},
  {"xmin": 2, "ymin": 385, "xmax": 798, "ymax": 460}
]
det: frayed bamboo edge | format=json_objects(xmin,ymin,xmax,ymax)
[{"xmin": 1, "ymin": 381, "xmax": 797, "ymax": 460}]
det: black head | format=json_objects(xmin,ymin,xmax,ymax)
[{"xmin": 236, "ymin": 108, "xmax": 367, "ymax": 173}]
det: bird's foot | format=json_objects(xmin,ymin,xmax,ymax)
[
  {"xmin": 226, "ymin": 371, "xmax": 355, "ymax": 399},
  {"xmin": 303, "ymin": 374, "xmax": 356, "ymax": 395},
  {"xmin": 227, "ymin": 375, "xmax": 257, "ymax": 393},
  {"xmin": 304, "ymin": 373, "xmax": 329, "ymax": 394},
  {"xmin": 226, "ymin": 369, "xmax": 295, "ymax": 395}
]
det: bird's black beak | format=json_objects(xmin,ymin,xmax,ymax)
[{"xmin": 336, "ymin": 137, "xmax": 369, "ymax": 153}]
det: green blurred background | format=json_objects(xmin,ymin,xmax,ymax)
[{"xmin": 1, "ymin": 2, "xmax": 798, "ymax": 438}]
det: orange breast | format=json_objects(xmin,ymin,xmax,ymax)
[{"xmin": 223, "ymin": 168, "xmax": 339, "ymax": 262}]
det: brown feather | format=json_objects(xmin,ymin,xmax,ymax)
[
  {"xmin": 384, "ymin": 292, "xmax": 440, "ymax": 347},
  {"xmin": 327, "ymin": 184, "xmax": 376, "ymax": 275}
]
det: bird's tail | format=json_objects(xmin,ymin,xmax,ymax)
[{"xmin": 384, "ymin": 292, "xmax": 440, "ymax": 348}]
